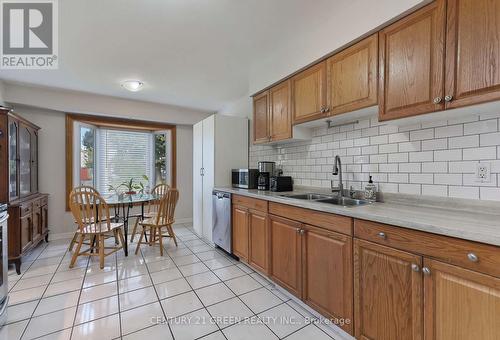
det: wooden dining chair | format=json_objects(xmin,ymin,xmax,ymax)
[
  {"xmin": 135, "ymin": 188, "xmax": 179, "ymax": 256},
  {"xmin": 130, "ymin": 183, "xmax": 170, "ymax": 242},
  {"xmin": 69, "ymin": 187, "xmax": 125, "ymax": 269}
]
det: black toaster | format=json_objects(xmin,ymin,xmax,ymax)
[{"xmin": 270, "ymin": 176, "xmax": 293, "ymax": 192}]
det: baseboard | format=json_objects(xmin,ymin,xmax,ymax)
[{"xmin": 175, "ymin": 217, "xmax": 193, "ymax": 224}]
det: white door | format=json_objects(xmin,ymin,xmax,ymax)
[
  {"xmin": 192, "ymin": 121, "xmax": 203, "ymax": 237},
  {"xmin": 202, "ymin": 116, "xmax": 215, "ymax": 242}
]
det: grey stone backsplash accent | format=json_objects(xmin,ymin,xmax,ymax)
[{"xmin": 249, "ymin": 113, "xmax": 500, "ymax": 201}]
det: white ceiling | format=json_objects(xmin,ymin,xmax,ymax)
[{"xmin": 0, "ymin": 0, "xmax": 350, "ymax": 112}]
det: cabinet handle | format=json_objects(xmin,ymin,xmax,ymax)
[
  {"xmin": 411, "ymin": 264, "xmax": 420, "ymax": 272},
  {"xmin": 299, "ymin": 229, "xmax": 305, "ymax": 235},
  {"xmin": 444, "ymin": 95, "xmax": 453, "ymax": 102},
  {"xmin": 377, "ymin": 232, "xmax": 386, "ymax": 239},
  {"xmin": 433, "ymin": 97, "xmax": 442, "ymax": 104},
  {"xmin": 296, "ymin": 228, "xmax": 301, "ymax": 233},
  {"xmin": 422, "ymin": 267, "xmax": 431, "ymax": 276},
  {"xmin": 467, "ymin": 253, "xmax": 479, "ymax": 262}
]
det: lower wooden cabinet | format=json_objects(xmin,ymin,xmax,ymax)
[
  {"xmin": 302, "ymin": 225, "xmax": 353, "ymax": 333},
  {"xmin": 269, "ymin": 215, "xmax": 303, "ymax": 298},
  {"xmin": 354, "ymin": 239, "xmax": 423, "ymax": 340},
  {"xmin": 232, "ymin": 205, "xmax": 249, "ymax": 260},
  {"xmin": 424, "ymin": 259, "xmax": 500, "ymax": 340},
  {"xmin": 9, "ymin": 193, "xmax": 49, "ymax": 274},
  {"xmin": 248, "ymin": 210, "xmax": 269, "ymax": 274}
]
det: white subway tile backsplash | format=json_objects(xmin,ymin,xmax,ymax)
[
  {"xmin": 480, "ymin": 187, "xmax": 500, "ymax": 201},
  {"xmin": 449, "ymin": 186, "xmax": 479, "ymax": 200},
  {"xmin": 410, "ymin": 128, "xmax": 434, "ymax": 141},
  {"xmin": 434, "ymin": 174, "xmax": 463, "ymax": 185},
  {"xmin": 480, "ymin": 132, "xmax": 500, "ymax": 146},
  {"xmin": 463, "ymin": 147, "xmax": 497, "ymax": 160},
  {"xmin": 435, "ymin": 124, "xmax": 463, "ymax": 138},
  {"xmin": 250, "ymin": 113, "xmax": 500, "ymax": 201},
  {"xmin": 421, "ymin": 138, "xmax": 447, "ymax": 151},
  {"xmin": 409, "ymin": 151, "xmax": 434, "ymax": 162},
  {"xmin": 464, "ymin": 119, "xmax": 498, "ymax": 135},
  {"xmin": 422, "ymin": 185, "xmax": 448, "ymax": 197},
  {"xmin": 449, "ymin": 135, "xmax": 479, "ymax": 149}
]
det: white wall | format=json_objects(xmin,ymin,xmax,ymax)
[
  {"xmin": 0, "ymin": 80, "xmax": 5, "ymax": 106},
  {"xmin": 16, "ymin": 106, "xmax": 194, "ymax": 237},
  {"xmin": 219, "ymin": 0, "xmax": 429, "ymax": 119},
  {"xmin": 4, "ymin": 82, "xmax": 211, "ymax": 125}
]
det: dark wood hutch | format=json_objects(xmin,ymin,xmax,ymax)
[{"xmin": 0, "ymin": 107, "xmax": 49, "ymax": 274}]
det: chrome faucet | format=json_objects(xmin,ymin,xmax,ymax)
[{"xmin": 331, "ymin": 155, "xmax": 344, "ymax": 197}]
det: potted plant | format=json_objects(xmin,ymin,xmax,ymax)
[{"xmin": 108, "ymin": 175, "xmax": 149, "ymax": 196}]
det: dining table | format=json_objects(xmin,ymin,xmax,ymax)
[{"xmin": 104, "ymin": 193, "xmax": 159, "ymax": 256}]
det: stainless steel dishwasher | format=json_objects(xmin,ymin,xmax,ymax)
[{"xmin": 212, "ymin": 190, "xmax": 232, "ymax": 254}]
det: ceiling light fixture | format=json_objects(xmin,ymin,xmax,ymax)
[{"xmin": 121, "ymin": 80, "xmax": 144, "ymax": 92}]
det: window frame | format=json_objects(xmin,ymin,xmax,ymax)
[{"xmin": 66, "ymin": 113, "xmax": 176, "ymax": 211}]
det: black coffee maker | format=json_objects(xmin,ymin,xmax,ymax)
[{"xmin": 257, "ymin": 161, "xmax": 275, "ymax": 190}]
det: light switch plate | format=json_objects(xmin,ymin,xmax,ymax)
[{"xmin": 475, "ymin": 162, "xmax": 491, "ymax": 183}]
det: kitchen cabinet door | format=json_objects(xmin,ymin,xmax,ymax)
[
  {"xmin": 253, "ymin": 91, "xmax": 270, "ymax": 144},
  {"xmin": 20, "ymin": 214, "xmax": 32, "ymax": 253},
  {"xmin": 423, "ymin": 259, "xmax": 500, "ymax": 340},
  {"xmin": 248, "ymin": 210, "xmax": 269, "ymax": 274},
  {"xmin": 269, "ymin": 214, "xmax": 302, "ymax": 298},
  {"xmin": 291, "ymin": 61, "xmax": 327, "ymax": 124},
  {"xmin": 445, "ymin": 0, "xmax": 500, "ymax": 109},
  {"xmin": 269, "ymin": 81, "xmax": 292, "ymax": 142},
  {"xmin": 232, "ymin": 205, "xmax": 249, "ymax": 260},
  {"xmin": 326, "ymin": 34, "xmax": 378, "ymax": 116},
  {"xmin": 354, "ymin": 239, "xmax": 423, "ymax": 340},
  {"xmin": 378, "ymin": 0, "xmax": 446, "ymax": 121},
  {"xmin": 302, "ymin": 225, "xmax": 353, "ymax": 334}
]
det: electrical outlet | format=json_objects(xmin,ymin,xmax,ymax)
[{"xmin": 476, "ymin": 162, "xmax": 491, "ymax": 182}]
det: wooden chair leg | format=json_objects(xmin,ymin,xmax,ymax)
[
  {"xmin": 68, "ymin": 232, "xmax": 78, "ymax": 251},
  {"xmin": 113, "ymin": 229, "xmax": 119, "ymax": 245},
  {"xmin": 99, "ymin": 234, "xmax": 105, "ymax": 269},
  {"xmin": 135, "ymin": 227, "xmax": 145, "ymax": 255},
  {"xmin": 167, "ymin": 225, "xmax": 178, "ymax": 247},
  {"xmin": 158, "ymin": 227, "xmax": 164, "ymax": 256},
  {"xmin": 149, "ymin": 227, "xmax": 156, "ymax": 246},
  {"xmin": 117, "ymin": 228, "xmax": 125, "ymax": 251},
  {"xmin": 70, "ymin": 234, "xmax": 84, "ymax": 268},
  {"xmin": 130, "ymin": 217, "xmax": 140, "ymax": 242}
]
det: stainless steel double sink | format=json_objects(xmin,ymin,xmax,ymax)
[{"xmin": 279, "ymin": 193, "xmax": 371, "ymax": 207}]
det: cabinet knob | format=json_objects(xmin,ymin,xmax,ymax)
[
  {"xmin": 296, "ymin": 228, "xmax": 301, "ymax": 233},
  {"xmin": 433, "ymin": 97, "xmax": 442, "ymax": 104},
  {"xmin": 411, "ymin": 264, "xmax": 420, "ymax": 272},
  {"xmin": 422, "ymin": 267, "xmax": 431, "ymax": 276},
  {"xmin": 467, "ymin": 253, "xmax": 479, "ymax": 262},
  {"xmin": 377, "ymin": 232, "xmax": 386, "ymax": 239},
  {"xmin": 299, "ymin": 229, "xmax": 305, "ymax": 235},
  {"xmin": 444, "ymin": 95, "xmax": 453, "ymax": 102}
]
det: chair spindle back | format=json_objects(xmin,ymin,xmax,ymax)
[
  {"xmin": 69, "ymin": 186, "xmax": 111, "ymax": 233},
  {"xmin": 155, "ymin": 188, "xmax": 179, "ymax": 226},
  {"xmin": 148, "ymin": 183, "xmax": 170, "ymax": 214}
]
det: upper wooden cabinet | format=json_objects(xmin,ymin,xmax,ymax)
[
  {"xmin": 445, "ymin": 0, "xmax": 500, "ymax": 109},
  {"xmin": 253, "ymin": 91, "xmax": 270, "ymax": 144},
  {"xmin": 378, "ymin": 0, "xmax": 446, "ymax": 121},
  {"xmin": 327, "ymin": 34, "xmax": 378, "ymax": 116},
  {"xmin": 291, "ymin": 61, "xmax": 327, "ymax": 124},
  {"xmin": 253, "ymin": 81, "xmax": 293, "ymax": 144},
  {"xmin": 354, "ymin": 239, "xmax": 423, "ymax": 340},
  {"xmin": 423, "ymin": 259, "xmax": 500, "ymax": 340},
  {"xmin": 269, "ymin": 80, "xmax": 292, "ymax": 141}
]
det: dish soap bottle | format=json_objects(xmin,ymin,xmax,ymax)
[{"xmin": 365, "ymin": 176, "xmax": 377, "ymax": 201}]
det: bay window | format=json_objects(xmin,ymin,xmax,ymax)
[{"xmin": 66, "ymin": 114, "xmax": 176, "ymax": 207}]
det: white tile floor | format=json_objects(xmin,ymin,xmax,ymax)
[{"xmin": 3, "ymin": 223, "xmax": 344, "ymax": 340}]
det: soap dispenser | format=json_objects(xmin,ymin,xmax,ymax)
[{"xmin": 365, "ymin": 176, "xmax": 377, "ymax": 201}]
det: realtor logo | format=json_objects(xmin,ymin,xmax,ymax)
[{"xmin": 1, "ymin": 0, "xmax": 58, "ymax": 69}]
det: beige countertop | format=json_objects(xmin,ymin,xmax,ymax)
[{"xmin": 214, "ymin": 187, "xmax": 500, "ymax": 247}]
